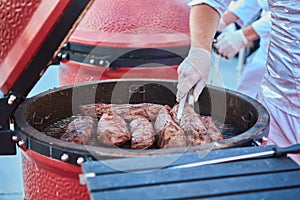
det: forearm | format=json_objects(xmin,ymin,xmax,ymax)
[
  {"xmin": 221, "ymin": 10, "xmax": 239, "ymax": 26},
  {"xmin": 242, "ymin": 25, "xmax": 260, "ymax": 42},
  {"xmin": 189, "ymin": 4, "xmax": 220, "ymax": 51}
]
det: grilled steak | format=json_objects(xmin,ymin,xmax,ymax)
[
  {"xmin": 201, "ymin": 116, "xmax": 224, "ymax": 141},
  {"xmin": 154, "ymin": 105, "xmax": 187, "ymax": 148},
  {"xmin": 171, "ymin": 104, "xmax": 211, "ymax": 146},
  {"xmin": 129, "ymin": 117, "xmax": 155, "ymax": 149},
  {"xmin": 80, "ymin": 103, "xmax": 163, "ymax": 121},
  {"xmin": 60, "ymin": 116, "xmax": 95, "ymax": 145},
  {"xmin": 75, "ymin": 102, "xmax": 224, "ymax": 148},
  {"xmin": 79, "ymin": 103, "xmax": 98, "ymax": 118},
  {"xmin": 97, "ymin": 112, "xmax": 130, "ymax": 146}
]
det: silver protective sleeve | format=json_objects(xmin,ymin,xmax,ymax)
[{"xmin": 261, "ymin": 0, "xmax": 300, "ymax": 116}]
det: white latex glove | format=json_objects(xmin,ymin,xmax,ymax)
[
  {"xmin": 176, "ymin": 48, "xmax": 211, "ymax": 102},
  {"xmin": 214, "ymin": 29, "xmax": 248, "ymax": 59}
]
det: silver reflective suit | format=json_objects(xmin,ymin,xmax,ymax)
[
  {"xmin": 261, "ymin": 1, "xmax": 300, "ymax": 117},
  {"xmin": 188, "ymin": 0, "xmax": 300, "ymax": 164},
  {"xmin": 260, "ymin": 0, "xmax": 300, "ymax": 164}
]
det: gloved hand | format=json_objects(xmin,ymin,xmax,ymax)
[
  {"xmin": 214, "ymin": 29, "xmax": 248, "ymax": 59},
  {"xmin": 176, "ymin": 48, "xmax": 211, "ymax": 102}
]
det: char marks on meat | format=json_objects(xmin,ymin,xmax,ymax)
[
  {"xmin": 130, "ymin": 117, "xmax": 155, "ymax": 149},
  {"xmin": 201, "ymin": 116, "xmax": 224, "ymax": 141},
  {"xmin": 97, "ymin": 112, "xmax": 130, "ymax": 146},
  {"xmin": 154, "ymin": 105, "xmax": 187, "ymax": 148},
  {"xmin": 60, "ymin": 116, "xmax": 95, "ymax": 145},
  {"xmin": 80, "ymin": 103, "xmax": 163, "ymax": 121},
  {"xmin": 171, "ymin": 104, "xmax": 211, "ymax": 146}
]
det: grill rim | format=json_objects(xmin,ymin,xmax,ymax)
[{"xmin": 13, "ymin": 79, "xmax": 270, "ymax": 165}]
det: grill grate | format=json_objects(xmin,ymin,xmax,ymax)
[{"xmin": 43, "ymin": 115, "xmax": 242, "ymax": 149}]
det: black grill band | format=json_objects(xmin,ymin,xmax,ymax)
[{"xmin": 59, "ymin": 42, "xmax": 190, "ymax": 68}]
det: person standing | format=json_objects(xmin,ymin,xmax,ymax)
[
  {"xmin": 177, "ymin": 0, "xmax": 300, "ymax": 164},
  {"xmin": 259, "ymin": 0, "xmax": 300, "ymax": 164},
  {"xmin": 214, "ymin": 0, "xmax": 271, "ymax": 99}
]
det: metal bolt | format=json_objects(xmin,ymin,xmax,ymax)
[
  {"xmin": 12, "ymin": 136, "xmax": 19, "ymax": 142},
  {"xmin": 63, "ymin": 42, "xmax": 69, "ymax": 48},
  {"xmin": 8, "ymin": 95, "xmax": 17, "ymax": 105},
  {"xmin": 18, "ymin": 140, "xmax": 25, "ymax": 147},
  {"xmin": 61, "ymin": 53, "xmax": 68, "ymax": 60},
  {"xmin": 77, "ymin": 157, "xmax": 85, "ymax": 165},
  {"xmin": 61, "ymin": 154, "xmax": 70, "ymax": 162},
  {"xmin": 89, "ymin": 59, "xmax": 95, "ymax": 64}
]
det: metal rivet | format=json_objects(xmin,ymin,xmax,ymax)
[
  {"xmin": 61, "ymin": 53, "xmax": 68, "ymax": 60},
  {"xmin": 77, "ymin": 157, "xmax": 85, "ymax": 165},
  {"xmin": 8, "ymin": 95, "xmax": 17, "ymax": 105},
  {"xmin": 89, "ymin": 59, "xmax": 95, "ymax": 64},
  {"xmin": 18, "ymin": 140, "xmax": 25, "ymax": 147},
  {"xmin": 12, "ymin": 136, "xmax": 19, "ymax": 142},
  {"xmin": 61, "ymin": 154, "xmax": 69, "ymax": 162},
  {"xmin": 99, "ymin": 60, "xmax": 104, "ymax": 65},
  {"xmin": 63, "ymin": 42, "xmax": 69, "ymax": 48}
]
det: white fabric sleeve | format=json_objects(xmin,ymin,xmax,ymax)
[
  {"xmin": 188, "ymin": 0, "xmax": 231, "ymax": 16},
  {"xmin": 252, "ymin": 11, "xmax": 271, "ymax": 39},
  {"xmin": 229, "ymin": 0, "xmax": 262, "ymax": 26}
]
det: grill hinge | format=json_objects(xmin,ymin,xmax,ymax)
[{"xmin": 0, "ymin": 130, "xmax": 17, "ymax": 155}]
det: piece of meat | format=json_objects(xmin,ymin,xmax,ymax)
[
  {"xmin": 80, "ymin": 103, "xmax": 163, "ymax": 121},
  {"xmin": 97, "ymin": 112, "xmax": 130, "ymax": 146},
  {"xmin": 129, "ymin": 117, "xmax": 155, "ymax": 149},
  {"xmin": 201, "ymin": 116, "xmax": 224, "ymax": 141},
  {"xmin": 123, "ymin": 103, "xmax": 164, "ymax": 121},
  {"xmin": 154, "ymin": 105, "xmax": 187, "ymax": 148},
  {"xmin": 60, "ymin": 116, "xmax": 95, "ymax": 145},
  {"xmin": 171, "ymin": 104, "xmax": 211, "ymax": 146},
  {"xmin": 79, "ymin": 103, "xmax": 98, "ymax": 118}
]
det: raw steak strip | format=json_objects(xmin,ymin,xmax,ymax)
[
  {"xmin": 154, "ymin": 105, "xmax": 187, "ymax": 148},
  {"xmin": 171, "ymin": 104, "xmax": 211, "ymax": 146},
  {"xmin": 201, "ymin": 116, "xmax": 224, "ymax": 141},
  {"xmin": 129, "ymin": 117, "xmax": 155, "ymax": 149},
  {"xmin": 60, "ymin": 116, "xmax": 95, "ymax": 145},
  {"xmin": 80, "ymin": 103, "xmax": 163, "ymax": 121},
  {"xmin": 97, "ymin": 112, "xmax": 130, "ymax": 146}
]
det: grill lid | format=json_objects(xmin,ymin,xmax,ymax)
[
  {"xmin": 0, "ymin": 0, "xmax": 94, "ymax": 94},
  {"xmin": 0, "ymin": 0, "xmax": 95, "ymax": 155}
]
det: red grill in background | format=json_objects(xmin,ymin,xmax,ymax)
[{"xmin": 58, "ymin": 0, "xmax": 191, "ymax": 86}]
